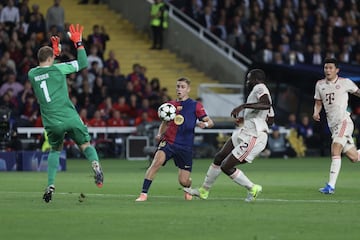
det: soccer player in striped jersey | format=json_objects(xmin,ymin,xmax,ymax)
[
  {"xmin": 313, "ymin": 58, "xmax": 360, "ymax": 194},
  {"xmin": 28, "ymin": 24, "xmax": 103, "ymax": 203},
  {"xmin": 184, "ymin": 69, "xmax": 274, "ymax": 202},
  {"xmin": 135, "ymin": 77, "xmax": 214, "ymax": 201}
]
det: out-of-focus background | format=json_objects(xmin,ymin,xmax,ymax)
[{"xmin": 1, "ymin": 0, "xmax": 360, "ymax": 166}]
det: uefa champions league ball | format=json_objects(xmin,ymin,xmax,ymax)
[{"xmin": 158, "ymin": 103, "xmax": 176, "ymax": 121}]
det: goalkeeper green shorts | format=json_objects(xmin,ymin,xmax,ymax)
[{"xmin": 45, "ymin": 115, "xmax": 91, "ymax": 149}]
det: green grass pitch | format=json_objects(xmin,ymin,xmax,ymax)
[{"xmin": 1, "ymin": 157, "xmax": 360, "ymax": 240}]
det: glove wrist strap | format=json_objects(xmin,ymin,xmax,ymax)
[{"xmin": 75, "ymin": 41, "xmax": 83, "ymax": 48}]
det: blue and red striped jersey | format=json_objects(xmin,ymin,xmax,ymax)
[{"xmin": 163, "ymin": 98, "xmax": 207, "ymax": 148}]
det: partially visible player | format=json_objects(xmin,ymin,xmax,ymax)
[
  {"xmin": 28, "ymin": 24, "xmax": 104, "ymax": 203},
  {"xmin": 313, "ymin": 58, "xmax": 360, "ymax": 194},
  {"xmin": 184, "ymin": 69, "xmax": 274, "ymax": 202},
  {"xmin": 135, "ymin": 77, "xmax": 214, "ymax": 201}
]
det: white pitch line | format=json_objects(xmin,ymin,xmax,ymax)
[{"xmin": 1, "ymin": 191, "xmax": 360, "ymax": 203}]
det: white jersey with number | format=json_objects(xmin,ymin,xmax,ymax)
[
  {"xmin": 314, "ymin": 77, "xmax": 358, "ymax": 128},
  {"xmin": 243, "ymin": 83, "xmax": 272, "ymax": 135}
]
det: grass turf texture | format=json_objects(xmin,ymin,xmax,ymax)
[{"xmin": 1, "ymin": 157, "xmax": 360, "ymax": 240}]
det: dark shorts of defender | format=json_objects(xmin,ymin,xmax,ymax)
[
  {"xmin": 45, "ymin": 116, "xmax": 91, "ymax": 149},
  {"xmin": 158, "ymin": 141, "xmax": 193, "ymax": 171}
]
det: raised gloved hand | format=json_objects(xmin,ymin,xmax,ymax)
[
  {"xmin": 51, "ymin": 36, "xmax": 61, "ymax": 56},
  {"xmin": 67, "ymin": 23, "xmax": 84, "ymax": 48}
]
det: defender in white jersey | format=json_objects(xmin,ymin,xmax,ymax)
[
  {"xmin": 184, "ymin": 69, "xmax": 274, "ymax": 202},
  {"xmin": 313, "ymin": 58, "xmax": 360, "ymax": 194}
]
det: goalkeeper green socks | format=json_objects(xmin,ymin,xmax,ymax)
[
  {"xmin": 47, "ymin": 150, "xmax": 60, "ymax": 186},
  {"xmin": 83, "ymin": 145, "xmax": 99, "ymax": 162}
]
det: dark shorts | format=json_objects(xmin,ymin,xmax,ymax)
[
  {"xmin": 45, "ymin": 116, "xmax": 91, "ymax": 149},
  {"xmin": 158, "ymin": 141, "xmax": 193, "ymax": 172}
]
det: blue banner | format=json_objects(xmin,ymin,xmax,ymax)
[
  {"xmin": 0, "ymin": 152, "xmax": 17, "ymax": 171},
  {"xmin": 20, "ymin": 151, "xmax": 66, "ymax": 172}
]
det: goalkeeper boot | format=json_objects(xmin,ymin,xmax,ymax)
[
  {"xmin": 135, "ymin": 193, "xmax": 148, "ymax": 202},
  {"xmin": 245, "ymin": 184, "xmax": 262, "ymax": 202},
  {"xmin": 43, "ymin": 185, "xmax": 55, "ymax": 203},
  {"xmin": 92, "ymin": 161, "xmax": 104, "ymax": 188},
  {"xmin": 183, "ymin": 187, "xmax": 209, "ymax": 200},
  {"xmin": 319, "ymin": 183, "xmax": 335, "ymax": 194}
]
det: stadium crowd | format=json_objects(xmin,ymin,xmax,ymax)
[
  {"xmin": 0, "ymin": 0, "xmax": 172, "ymax": 130},
  {"xmin": 171, "ymin": 0, "xmax": 360, "ymax": 65}
]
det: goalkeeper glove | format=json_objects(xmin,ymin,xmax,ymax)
[
  {"xmin": 67, "ymin": 23, "xmax": 84, "ymax": 48},
  {"xmin": 51, "ymin": 36, "xmax": 61, "ymax": 56}
]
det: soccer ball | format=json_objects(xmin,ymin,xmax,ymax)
[{"xmin": 158, "ymin": 103, "xmax": 176, "ymax": 121}]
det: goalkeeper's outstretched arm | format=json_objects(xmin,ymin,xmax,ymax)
[{"xmin": 68, "ymin": 23, "xmax": 88, "ymax": 70}]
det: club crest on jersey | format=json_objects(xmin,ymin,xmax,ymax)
[
  {"xmin": 174, "ymin": 114, "xmax": 184, "ymax": 125},
  {"xmin": 158, "ymin": 141, "xmax": 166, "ymax": 148}
]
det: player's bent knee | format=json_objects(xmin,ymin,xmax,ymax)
[{"xmin": 214, "ymin": 152, "xmax": 226, "ymax": 165}]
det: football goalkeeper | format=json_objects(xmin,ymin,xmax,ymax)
[{"xmin": 28, "ymin": 24, "xmax": 104, "ymax": 203}]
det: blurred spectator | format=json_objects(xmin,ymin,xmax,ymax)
[
  {"xmin": 86, "ymin": 25, "xmax": 109, "ymax": 59},
  {"xmin": 126, "ymin": 63, "xmax": 147, "ymax": 98},
  {"xmin": 0, "ymin": 90, "xmax": 17, "ymax": 111},
  {"xmin": 7, "ymin": 39, "xmax": 23, "ymax": 68},
  {"xmin": 112, "ymin": 95, "xmax": 131, "ymax": 118},
  {"xmin": 27, "ymin": 5, "xmax": 46, "ymax": 44},
  {"xmin": 19, "ymin": 94, "xmax": 38, "ymax": 126},
  {"xmin": 103, "ymin": 50, "xmax": 126, "ymax": 97},
  {"xmin": 87, "ymin": 45, "xmax": 103, "ymax": 72},
  {"xmin": 18, "ymin": 0, "xmax": 31, "ymax": 23},
  {"xmin": 298, "ymin": 114, "xmax": 317, "ymax": 148},
  {"xmin": 134, "ymin": 111, "xmax": 154, "ymax": 126},
  {"xmin": 103, "ymin": 50, "xmax": 121, "ymax": 80},
  {"xmin": 197, "ymin": 5, "xmax": 216, "ymax": 31},
  {"xmin": 18, "ymin": 47, "xmax": 36, "ymax": 78},
  {"xmin": 2, "ymin": 51, "xmax": 16, "ymax": 74},
  {"xmin": 127, "ymin": 93, "xmax": 139, "ymax": 120},
  {"xmin": 76, "ymin": 71, "xmax": 94, "ymax": 95},
  {"xmin": 107, "ymin": 109, "xmax": 127, "ymax": 127},
  {"xmin": 137, "ymin": 98, "xmax": 158, "ymax": 120},
  {"xmin": 286, "ymin": 113, "xmax": 299, "ymax": 131},
  {"xmin": 70, "ymin": 95, "xmax": 80, "ymax": 112},
  {"xmin": 88, "ymin": 110, "xmax": 106, "ymax": 127},
  {"xmin": 79, "ymin": 107, "xmax": 90, "ymax": 126},
  {"xmin": 97, "ymin": 96, "xmax": 113, "ymax": 120},
  {"xmin": 184, "ymin": 0, "xmax": 202, "ymax": 20},
  {"xmin": 92, "ymin": 76, "xmax": 107, "ymax": 105},
  {"xmin": 0, "ymin": 72, "xmax": 23, "ymax": 97},
  {"xmin": 45, "ymin": 0, "xmax": 65, "ymax": 33},
  {"xmin": 243, "ymin": 33, "xmax": 260, "ymax": 60},
  {"xmin": 264, "ymin": 125, "xmax": 296, "ymax": 158},
  {"xmin": 0, "ymin": 0, "xmax": 20, "ymax": 35},
  {"xmin": 17, "ymin": 79, "xmax": 33, "ymax": 108}
]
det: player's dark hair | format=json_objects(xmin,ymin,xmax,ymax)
[
  {"xmin": 38, "ymin": 46, "xmax": 53, "ymax": 63},
  {"xmin": 248, "ymin": 69, "xmax": 266, "ymax": 82},
  {"xmin": 324, "ymin": 58, "xmax": 338, "ymax": 68},
  {"xmin": 177, "ymin": 77, "xmax": 191, "ymax": 85}
]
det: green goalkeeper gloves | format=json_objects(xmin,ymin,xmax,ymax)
[
  {"xmin": 67, "ymin": 24, "xmax": 84, "ymax": 48},
  {"xmin": 51, "ymin": 36, "xmax": 61, "ymax": 56}
]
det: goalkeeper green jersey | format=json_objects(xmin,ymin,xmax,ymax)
[{"xmin": 28, "ymin": 49, "xmax": 87, "ymax": 127}]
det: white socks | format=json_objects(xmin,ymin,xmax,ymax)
[
  {"xmin": 202, "ymin": 163, "xmax": 222, "ymax": 190},
  {"xmin": 230, "ymin": 169, "xmax": 253, "ymax": 189},
  {"xmin": 328, "ymin": 156, "xmax": 341, "ymax": 188}
]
